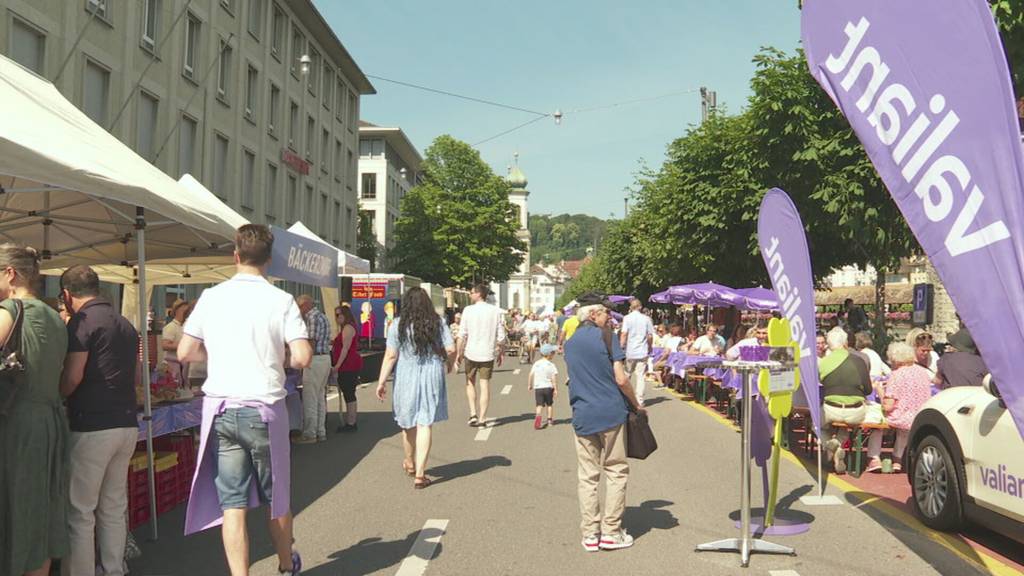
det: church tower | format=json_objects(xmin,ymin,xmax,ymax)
[{"xmin": 492, "ymin": 153, "xmax": 532, "ymax": 311}]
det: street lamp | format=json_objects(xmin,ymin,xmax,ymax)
[
  {"xmin": 399, "ymin": 167, "xmax": 407, "ymax": 180},
  {"xmin": 299, "ymin": 54, "xmax": 311, "ymax": 76}
]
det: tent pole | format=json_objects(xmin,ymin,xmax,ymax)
[{"xmin": 137, "ymin": 207, "xmax": 158, "ymax": 540}]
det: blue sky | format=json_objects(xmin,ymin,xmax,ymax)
[{"xmin": 315, "ymin": 0, "xmax": 802, "ymax": 219}]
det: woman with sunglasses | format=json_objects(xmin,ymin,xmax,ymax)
[{"xmin": 332, "ymin": 304, "xmax": 362, "ymax": 432}]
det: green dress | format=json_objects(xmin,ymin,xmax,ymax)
[{"xmin": 0, "ymin": 298, "xmax": 69, "ymax": 574}]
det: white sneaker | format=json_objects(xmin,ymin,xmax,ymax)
[
  {"xmin": 599, "ymin": 530, "xmax": 634, "ymax": 550},
  {"xmin": 581, "ymin": 534, "xmax": 600, "ymax": 552}
]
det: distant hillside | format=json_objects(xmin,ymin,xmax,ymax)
[{"xmin": 528, "ymin": 213, "xmax": 609, "ymax": 265}]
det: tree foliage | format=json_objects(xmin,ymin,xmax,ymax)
[
  {"xmin": 356, "ymin": 211, "xmax": 378, "ymax": 272},
  {"xmin": 392, "ymin": 135, "xmax": 526, "ymax": 287},
  {"xmin": 993, "ymin": 0, "xmax": 1024, "ymax": 97},
  {"xmin": 528, "ymin": 213, "xmax": 608, "ymax": 264},
  {"xmin": 583, "ymin": 48, "xmax": 920, "ymax": 304}
]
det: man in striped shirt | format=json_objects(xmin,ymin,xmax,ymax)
[{"xmin": 295, "ymin": 295, "xmax": 332, "ymax": 443}]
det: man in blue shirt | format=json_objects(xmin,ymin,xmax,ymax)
[{"xmin": 564, "ymin": 293, "xmax": 645, "ymax": 553}]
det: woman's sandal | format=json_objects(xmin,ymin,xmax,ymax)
[
  {"xmin": 402, "ymin": 460, "xmax": 415, "ymax": 477},
  {"xmin": 467, "ymin": 415, "xmax": 479, "ymax": 427},
  {"xmin": 413, "ymin": 476, "xmax": 432, "ymax": 489}
]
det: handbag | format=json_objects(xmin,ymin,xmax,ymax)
[
  {"xmin": 0, "ymin": 299, "xmax": 27, "ymax": 416},
  {"xmin": 624, "ymin": 405, "xmax": 658, "ymax": 459}
]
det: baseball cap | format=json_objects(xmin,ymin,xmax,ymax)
[{"xmin": 540, "ymin": 343, "xmax": 558, "ymax": 356}]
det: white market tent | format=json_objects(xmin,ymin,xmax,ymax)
[
  {"xmin": 288, "ymin": 220, "xmax": 371, "ymax": 275},
  {"xmin": 0, "ymin": 54, "xmax": 241, "ymax": 539}
]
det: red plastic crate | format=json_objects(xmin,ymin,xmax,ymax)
[{"xmin": 129, "ymin": 505, "xmax": 150, "ymax": 531}]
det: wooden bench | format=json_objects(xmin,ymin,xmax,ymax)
[{"xmin": 827, "ymin": 421, "xmax": 890, "ymax": 477}]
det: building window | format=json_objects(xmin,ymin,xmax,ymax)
[
  {"xmin": 247, "ymin": 0, "xmax": 264, "ymax": 40},
  {"xmin": 178, "ymin": 114, "xmax": 197, "ymax": 177},
  {"xmin": 323, "ymin": 66, "xmax": 334, "ymax": 110},
  {"xmin": 305, "ymin": 115, "xmax": 314, "ymax": 160},
  {"xmin": 141, "ymin": 0, "xmax": 159, "ymax": 52},
  {"xmin": 241, "ymin": 149, "xmax": 255, "ymax": 209},
  {"xmin": 304, "ymin": 184, "xmax": 314, "ymax": 224},
  {"xmin": 265, "ymin": 163, "xmax": 278, "ymax": 219},
  {"xmin": 308, "ymin": 47, "xmax": 320, "ymax": 96},
  {"xmin": 334, "ymin": 139, "xmax": 342, "ymax": 182},
  {"xmin": 342, "ymin": 77, "xmax": 350, "ymax": 120},
  {"xmin": 287, "ymin": 174, "xmax": 298, "ymax": 223},
  {"xmin": 10, "ymin": 17, "xmax": 46, "ymax": 76},
  {"xmin": 290, "ymin": 26, "xmax": 304, "ymax": 78},
  {"xmin": 270, "ymin": 4, "xmax": 285, "ymax": 59},
  {"xmin": 346, "ymin": 207, "xmax": 353, "ymax": 249},
  {"xmin": 347, "ymin": 150, "xmax": 354, "ymax": 189},
  {"xmin": 183, "ymin": 12, "xmax": 200, "ymax": 81},
  {"xmin": 320, "ymin": 193, "xmax": 328, "ymax": 237},
  {"xmin": 268, "ymin": 83, "xmax": 281, "ymax": 137},
  {"xmin": 333, "ymin": 201, "xmax": 341, "ymax": 245},
  {"xmin": 359, "ymin": 139, "xmax": 383, "ymax": 158},
  {"xmin": 288, "ymin": 100, "xmax": 299, "ymax": 149},
  {"xmin": 86, "ymin": 0, "xmax": 110, "ymax": 22},
  {"xmin": 217, "ymin": 38, "xmax": 232, "ymax": 103},
  {"xmin": 347, "ymin": 90, "xmax": 356, "ymax": 130},
  {"xmin": 244, "ymin": 64, "xmax": 257, "ymax": 121},
  {"xmin": 137, "ymin": 90, "xmax": 158, "ymax": 161},
  {"xmin": 321, "ymin": 129, "xmax": 329, "ymax": 173},
  {"xmin": 82, "ymin": 58, "xmax": 110, "ymax": 126},
  {"xmin": 213, "ymin": 134, "xmax": 229, "ymax": 199},
  {"xmin": 361, "ymin": 173, "xmax": 376, "ymax": 200}
]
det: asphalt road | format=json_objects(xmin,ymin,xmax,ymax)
[{"xmin": 130, "ymin": 356, "xmax": 995, "ymax": 575}]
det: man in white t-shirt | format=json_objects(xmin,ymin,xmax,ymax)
[
  {"xmin": 619, "ymin": 299, "xmax": 654, "ymax": 405},
  {"xmin": 725, "ymin": 325, "xmax": 768, "ymax": 360},
  {"xmin": 690, "ymin": 324, "xmax": 726, "ymax": 356},
  {"xmin": 177, "ymin": 225, "xmax": 312, "ymax": 576},
  {"xmin": 455, "ymin": 284, "xmax": 506, "ymax": 427}
]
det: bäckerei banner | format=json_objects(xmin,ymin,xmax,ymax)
[
  {"xmin": 758, "ymin": 188, "xmax": 821, "ymax": 436},
  {"xmin": 803, "ymin": 1, "xmax": 1024, "ymax": 436},
  {"xmin": 267, "ymin": 225, "xmax": 338, "ymax": 288}
]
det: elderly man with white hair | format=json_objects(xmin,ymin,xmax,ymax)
[
  {"xmin": 818, "ymin": 327, "xmax": 872, "ymax": 474},
  {"xmin": 564, "ymin": 293, "xmax": 645, "ymax": 552},
  {"xmin": 295, "ymin": 294, "xmax": 333, "ymax": 444}
]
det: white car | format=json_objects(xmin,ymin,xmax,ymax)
[{"xmin": 906, "ymin": 378, "xmax": 1024, "ymax": 543}]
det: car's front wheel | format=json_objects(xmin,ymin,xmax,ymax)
[{"xmin": 910, "ymin": 434, "xmax": 964, "ymax": 531}]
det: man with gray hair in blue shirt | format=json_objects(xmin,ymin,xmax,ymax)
[{"xmin": 564, "ymin": 293, "xmax": 645, "ymax": 553}]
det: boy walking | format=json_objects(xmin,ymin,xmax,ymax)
[{"xmin": 529, "ymin": 344, "xmax": 559, "ymax": 429}]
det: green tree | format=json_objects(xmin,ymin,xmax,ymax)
[
  {"xmin": 993, "ymin": 0, "xmax": 1024, "ymax": 96},
  {"xmin": 392, "ymin": 135, "xmax": 525, "ymax": 287},
  {"xmin": 356, "ymin": 211, "xmax": 378, "ymax": 272}
]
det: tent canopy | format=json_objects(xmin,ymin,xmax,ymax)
[
  {"xmin": 0, "ymin": 56, "xmax": 237, "ymax": 267},
  {"xmin": 649, "ymin": 283, "xmax": 780, "ymax": 311},
  {"xmin": 287, "ymin": 221, "xmax": 370, "ymax": 274}
]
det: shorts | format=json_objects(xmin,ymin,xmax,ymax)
[
  {"xmin": 535, "ymin": 388, "xmax": 554, "ymax": 406},
  {"xmin": 465, "ymin": 359, "xmax": 494, "ymax": 380},
  {"xmin": 528, "ymin": 334, "xmax": 540, "ymax": 346},
  {"xmin": 214, "ymin": 407, "xmax": 273, "ymax": 510},
  {"xmin": 338, "ymin": 370, "xmax": 359, "ymax": 403}
]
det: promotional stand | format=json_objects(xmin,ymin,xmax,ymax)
[{"xmin": 696, "ymin": 360, "xmax": 795, "ymax": 567}]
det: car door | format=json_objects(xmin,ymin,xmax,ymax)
[{"xmin": 967, "ymin": 394, "xmax": 1024, "ymax": 523}]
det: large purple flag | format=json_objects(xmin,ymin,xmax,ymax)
[
  {"xmin": 758, "ymin": 188, "xmax": 821, "ymax": 436},
  {"xmin": 803, "ymin": 1, "xmax": 1024, "ymax": 436}
]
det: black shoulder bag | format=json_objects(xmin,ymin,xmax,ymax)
[
  {"xmin": 0, "ymin": 299, "xmax": 27, "ymax": 416},
  {"xmin": 597, "ymin": 323, "xmax": 658, "ymax": 459}
]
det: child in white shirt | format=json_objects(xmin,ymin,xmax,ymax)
[{"xmin": 529, "ymin": 344, "xmax": 559, "ymax": 429}]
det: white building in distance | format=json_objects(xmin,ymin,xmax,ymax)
[
  {"xmin": 357, "ymin": 121, "xmax": 421, "ymax": 270},
  {"xmin": 529, "ymin": 263, "xmax": 570, "ymax": 314},
  {"xmin": 490, "ymin": 154, "xmax": 531, "ymax": 311}
]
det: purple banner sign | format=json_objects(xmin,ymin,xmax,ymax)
[
  {"xmin": 803, "ymin": 1, "xmax": 1024, "ymax": 436},
  {"xmin": 758, "ymin": 188, "xmax": 820, "ymax": 435}
]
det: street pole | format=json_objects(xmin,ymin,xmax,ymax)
[{"xmin": 624, "ymin": 197, "xmax": 629, "ymax": 218}]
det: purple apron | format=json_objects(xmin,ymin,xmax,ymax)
[{"xmin": 184, "ymin": 397, "xmax": 291, "ymax": 535}]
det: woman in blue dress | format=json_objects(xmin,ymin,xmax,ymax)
[{"xmin": 375, "ymin": 287, "xmax": 454, "ymax": 489}]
